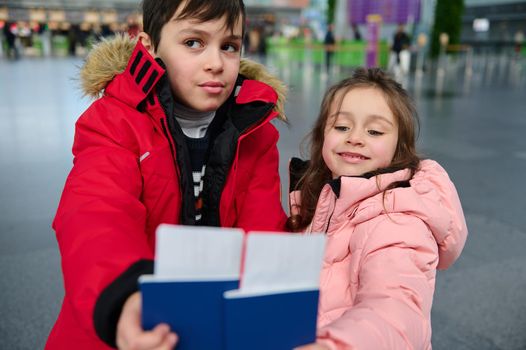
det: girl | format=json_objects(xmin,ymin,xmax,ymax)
[{"xmin": 290, "ymin": 68, "xmax": 468, "ymax": 349}]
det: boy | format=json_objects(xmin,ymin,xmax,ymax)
[{"xmin": 46, "ymin": 0, "xmax": 287, "ymax": 349}]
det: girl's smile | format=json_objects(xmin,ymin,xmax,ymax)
[{"xmin": 337, "ymin": 152, "xmax": 370, "ymax": 163}]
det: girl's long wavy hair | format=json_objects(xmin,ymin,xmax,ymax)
[{"xmin": 288, "ymin": 68, "xmax": 421, "ymax": 231}]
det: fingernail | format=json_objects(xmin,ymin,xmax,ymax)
[{"xmin": 158, "ymin": 324, "xmax": 169, "ymax": 334}]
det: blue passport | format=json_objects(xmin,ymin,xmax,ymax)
[
  {"xmin": 141, "ymin": 225, "xmax": 326, "ymax": 350},
  {"xmin": 140, "ymin": 278, "xmax": 239, "ymax": 350},
  {"xmin": 223, "ymin": 289, "xmax": 320, "ymax": 350}
]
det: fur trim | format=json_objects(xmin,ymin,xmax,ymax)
[
  {"xmin": 80, "ymin": 34, "xmax": 286, "ymax": 120},
  {"xmin": 239, "ymin": 59, "xmax": 287, "ymax": 121},
  {"xmin": 80, "ymin": 34, "xmax": 136, "ymax": 99}
]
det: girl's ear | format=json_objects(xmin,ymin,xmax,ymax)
[{"xmin": 138, "ymin": 32, "xmax": 155, "ymax": 57}]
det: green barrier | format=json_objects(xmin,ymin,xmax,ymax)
[
  {"xmin": 307, "ymin": 42, "xmax": 327, "ymax": 64},
  {"xmin": 289, "ymin": 38, "xmax": 305, "ymax": 62},
  {"xmin": 334, "ymin": 41, "xmax": 366, "ymax": 67},
  {"xmin": 32, "ymin": 35, "xmax": 44, "ymax": 56},
  {"xmin": 266, "ymin": 36, "xmax": 286, "ymax": 56},
  {"xmin": 378, "ymin": 41, "xmax": 389, "ymax": 68},
  {"xmin": 52, "ymin": 35, "xmax": 68, "ymax": 56},
  {"xmin": 266, "ymin": 38, "xmax": 389, "ymax": 69}
]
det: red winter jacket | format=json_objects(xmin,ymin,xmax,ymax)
[{"xmin": 46, "ymin": 36, "xmax": 287, "ymax": 349}]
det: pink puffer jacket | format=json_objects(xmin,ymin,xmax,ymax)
[{"xmin": 290, "ymin": 160, "xmax": 467, "ymax": 349}]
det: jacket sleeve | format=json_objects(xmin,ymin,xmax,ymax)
[
  {"xmin": 410, "ymin": 159, "xmax": 468, "ymax": 269},
  {"xmin": 317, "ymin": 215, "xmax": 439, "ymax": 349},
  {"xmin": 53, "ymin": 101, "xmax": 154, "ymax": 347},
  {"xmin": 233, "ymin": 123, "xmax": 287, "ymax": 231}
]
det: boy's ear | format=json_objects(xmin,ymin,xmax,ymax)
[{"xmin": 138, "ymin": 32, "xmax": 156, "ymax": 57}]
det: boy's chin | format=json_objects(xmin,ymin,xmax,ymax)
[
  {"xmin": 197, "ymin": 104, "xmax": 221, "ymax": 112},
  {"xmin": 178, "ymin": 100, "xmax": 222, "ymax": 112}
]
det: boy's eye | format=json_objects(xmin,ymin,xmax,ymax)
[
  {"xmin": 368, "ymin": 129, "xmax": 384, "ymax": 136},
  {"xmin": 184, "ymin": 40, "xmax": 203, "ymax": 49},
  {"xmin": 222, "ymin": 43, "xmax": 240, "ymax": 52},
  {"xmin": 334, "ymin": 126, "xmax": 349, "ymax": 132}
]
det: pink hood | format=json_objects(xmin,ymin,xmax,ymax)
[{"xmin": 296, "ymin": 159, "xmax": 467, "ymax": 270}]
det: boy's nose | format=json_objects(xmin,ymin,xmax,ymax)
[{"xmin": 204, "ymin": 49, "xmax": 224, "ymax": 72}]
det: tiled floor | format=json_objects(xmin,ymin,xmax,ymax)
[{"xmin": 1, "ymin": 52, "xmax": 525, "ymax": 349}]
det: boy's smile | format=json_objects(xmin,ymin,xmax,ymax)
[
  {"xmin": 140, "ymin": 10, "xmax": 243, "ymax": 112},
  {"xmin": 322, "ymin": 87, "xmax": 399, "ymax": 178}
]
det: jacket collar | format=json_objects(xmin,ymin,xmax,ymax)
[
  {"xmin": 311, "ymin": 169, "xmax": 413, "ymax": 233},
  {"xmin": 291, "ymin": 160, "xmax": 467, "ymax": 270},
  {"xmin": 105, "ymin": 41, "xmax": 164, "ymax": 108}
]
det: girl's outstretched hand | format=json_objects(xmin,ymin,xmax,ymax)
[
  {"xmin": 116, "ymin": 292, "xmax": 179, "ymax": 350},
  {"xmin": 295, "ymin": 343, "xmax": 330, "ymax": 350}
]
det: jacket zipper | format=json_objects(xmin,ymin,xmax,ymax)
[
  {"xmin": 323, "ymin": 196, "xmax": 338, "ymax": 233},
  {"xmin": 160, "ymin": 117, "xmax": 180, "ymax": 179},
  {"xmin": 324, "ymin": 211, "xmax": 334, "ymax": 233}
]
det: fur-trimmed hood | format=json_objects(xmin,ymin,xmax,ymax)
[{"xmin": 80, "ymin": 34, "xmax": 287, "ymax": 120}]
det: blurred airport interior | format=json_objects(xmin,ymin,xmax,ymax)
[
  {"xmin": 1, "ymin": 0, "xmax": 526, "ymax": 349},
  {"xmin": 1, "ymin": 0, "xmax": 525, "ymax": 63}
]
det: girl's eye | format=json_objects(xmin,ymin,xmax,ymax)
[
  {"xmin": 368, "ymin": 129, "xmax": 384, "ymax": 136},
  {"xmin": 334, "ymin": 126, "xmax": 349, "ymax": 132},
  {"xmin": 222, "ymin": 43, "xmax": 239, "ymax": 52},
  {"xmin": 185, "ymin": 40, "xmax": 202, "ymax": 49}
]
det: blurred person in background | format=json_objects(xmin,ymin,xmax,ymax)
[
  {"xmin": 127, "ymin": 22, "xmax": 140, "ymax": 38},
  {"xmin": 351, "ymin": 23, "xmax": 362, "ymax": 41},
  {"xmin": 389, "ymin": 24, "xmax": 411, "ymax": 77},
  {"xmin": 514, "ymin": 29, "xmax": 524, "ymax": 59},
  {"xmin": 3, "ymin": 22, "xmax": 18, "ymax": 60},
  {"xmin": 68, "ymin": 25, "xmax": 79, "ymax": 57},
  {"xmin": 323, "ymin": 23, "xmax": 336, "ymax": 72}
]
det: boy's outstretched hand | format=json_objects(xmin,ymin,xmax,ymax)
[{"xmin": 116, "ymin": 292, "xmax": 179, "ymax": 350}]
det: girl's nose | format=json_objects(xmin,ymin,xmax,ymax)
[{"xmin": 346, "ymin": 130, "xmax": 364, "ymax": 146}]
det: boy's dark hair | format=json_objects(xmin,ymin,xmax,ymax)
[{"xmin": 142, "ymin": 0, "xmax": 246, "ymax": 51}]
